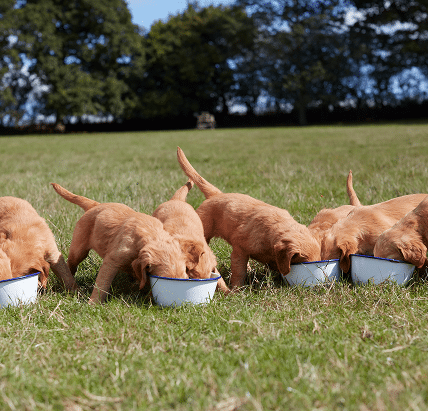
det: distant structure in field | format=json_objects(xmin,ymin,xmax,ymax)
[{"xmin": 196, "ymin": 112, "xmax": 216, "ymax": 129}]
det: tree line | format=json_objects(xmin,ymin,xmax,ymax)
[{"xmin": 1, "ymin": 0, "xmax": 427, "ymax": 130}]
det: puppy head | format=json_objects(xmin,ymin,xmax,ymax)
[
  {"xmin": 398, "ymin": 239, "xmax": 427, "ymax": 268},
  {"xmin": 336, "ymin": 235, "xmax": 359, "ymax": 273},
  {"xmin": 1, "ymin": 237, "xmax": 50, "ymax": 285},
  {"xmin": 274, "ymin": 235, "xmax": 321, "ymax": 275},
  {"xmin": 12, "ymin": 255, "xmax": 49, "ymax": 286},
  {"xmin": 321, "ymin": 230, "xmax": 340, "ymax": 260},
  {"xmin": 373, "ymin": 229, "xmax": 399, "ymax": 260},
  {"xmin": 179, "ymin": 238, "xmax": 216, "ymax": 279},
  {"xmin": 132, "ymin": 239, "xmax": 188, "ymax": 289},
  {"xmin": 322, "ymin": 229, "xmax": 358, "ymax": 272},
  {"xmin": 375, "ymin": 233, "xmax": 427, "ymax": 268}
]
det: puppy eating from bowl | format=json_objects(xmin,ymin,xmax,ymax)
[
  {"xmin": 51, "ymin": 183, "xmax": 189, "ymax": 304},
  {"xmin": 0, "ymin": 196, "xmax": 78, "ymax": 290},
  {"xmin": 176, "ymin": 147, "xmax": 321, "ymax": 291},
  {"xmin": 322, "ymin": 193, "xmax": 427, "ymax": 273},
  {"xmin": 152, "ymin": 179, "xmax": 230, "ymax": 294},
  {"xmin": 374, "ymin": 194, "xmax": 428, "ymax": 275}
]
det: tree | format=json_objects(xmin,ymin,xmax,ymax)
[
  {"xmin": 138, "ymin": 3, "xmax": 256, "ymax": 119},
  {"xmin": 1, "ymin": 0, "xmax": 31, "ymax": 126},
  {"xmin": 350, "ymin": 0, "xmax": 428, "ymax": 105},
  {"xmin": 1, "ymin": 0, "xmax": 143, "ymax": 125},
  {"xmin": 236, "ymin": 0, "xmax": 357, "ymax": 125}
]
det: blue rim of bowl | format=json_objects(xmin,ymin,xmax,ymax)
[
  {"xmin": 148, "ymin": 273, "xmax": 221, "ymax": 282},
  {"xmin": 0, "ymin": 272, "xmax": 39, "ymax": 284},
  {"xmin": 350, "ymin": 254, "xmax": 408, "ymax": 264},
  {"xmin": 291, "ymin": 259, "xmax": 339, "ymax": 266}
]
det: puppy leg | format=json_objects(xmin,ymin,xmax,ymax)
[
  {"xmin": 49, "ymin": 254, "xmax": 78, "ymax": 291},
  {"xmin": 213, "ymin": 268, "xmax": 230, "ymax": 294},
  {"xmin": 67, "ymin": 248, "xmax": 90, "ymax": 275},
  {"xmin": 67, "ymin": 234, "xmax": 91, "ymax": 275},
  {"xmin": 229, "ymin": 248, "xmax": 250, "ymax": 290},
  {"xmin": 88, "ymin": 258, "xmax": 118, "ymax": 304},
  {"xmin": 417, "ymin": 262, "xmax": 428, "ymax": 280}
]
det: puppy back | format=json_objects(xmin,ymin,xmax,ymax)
[
  {"xmin": 176, "ymin": 147, "xmax": 222, "ymax": 199},
  {"xmin": 51, "ymin": 183, "xmax": 100, "ymax": 211}
]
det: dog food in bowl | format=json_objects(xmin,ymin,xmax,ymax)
[
  {"xmin": 350, "ymin": 254, "xmax": 414, "ymax": 285},
  {"xmin": 0, "ymin": 273, "xmax": 39, "ymax": 308},
  {"xmin": 148, "ymin": 272, "xmax": 220, "ymax": 307},
  {"xmin": 282, "ymin": 259, "xmax": 341, "ymax": 287}
]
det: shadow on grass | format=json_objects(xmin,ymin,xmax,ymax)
[
  {"xmin": 45, "ymin": 269, "xmax": 155, "ymax": 307},
  {"xmin": 43, "ymin": 261, "xmax": 428, "ymax": 311}
]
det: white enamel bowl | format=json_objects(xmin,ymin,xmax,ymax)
[
  {"xmin": 350, "ymin": 254, "xmax": 414, "ymax": 285},
  {"xmin": 148, "ymin": 272, "xmax": 220, "ymax": 307},
  {"xmin": 0, "ymin": 273, "xmax": 39, "ymax": 308},
  {"xmin": 282, "ymin": 259, "xmax": 341, "ymax": 287}
]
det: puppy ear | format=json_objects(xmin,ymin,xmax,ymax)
[
  {"xmin": 180, "ymin": 240, "xmax": 204, "ymax": 271},
  {"xmin": 398, "ymin": 241, "xmax": 427, "ymax": 268},
  {"xmin": 337, "ymin": 237, "xmax": 358, "ymax": 273},
  {"xmin": 132, "ymin": 250, "xmax": 150, "ymax": 289},
  {"xmin": 0, "ymin": 249, "xmax": 12, "ymax": 281},
  {"xmin": 38, "ymin": 262, "xmax": 51, "ymax": 288},
  {"xmin": 274, "ymin": 240, "xmax": 295, "ymax": 275}
]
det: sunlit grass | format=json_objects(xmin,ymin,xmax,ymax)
[{"xmin": 0, "ymin": 122, "xmax": 428, "ymax": 410}]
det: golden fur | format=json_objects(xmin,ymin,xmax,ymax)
[
  {"xmin": 152, "ymin": 180, "xmax": 230, "ymax": 293},
  {"xmin": 322, "ymin": 194, "xmax": 427, "ymax": 272},
  {"xmin": 176, "ymin": 147, "xmax": 321, "ymax": 290},
  {"xmin": 374, "ymin": 195, "xmax": 428, "ymax": 269},
  {"xmin": 51, "ymin": 183, "xmax": 188, "ymax": 304},
  {"xmin": 0, "ymin": 196, "xmax": 77, "ymax": 290},
  {"xmin": 308, "ymin": 170, "xmax": 361, "ymax": 246}
]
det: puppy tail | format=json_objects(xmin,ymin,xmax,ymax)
[
  {"xmin": 347, "ymin": 170, "xmax": 362, "ymax": 207},
  {"xmin": 51, "ymin": 183, "xmax": 100, "ymax": 211},
  {"xmin": 169, "ymin": 179, "xmax": 193, "ymax": 202},
  {"xmin": 176, "ymin": 147, "xmax": 222, "ymax": 199}
]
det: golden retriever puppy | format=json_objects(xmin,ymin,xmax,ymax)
[
  {"xmin": 322, "ymin": 194, "xmax": 427, "ymax": 273},
  {"xmin": 51, "ymin": 183, "xmax": 188, "ymax": 304},
  {"xmin": 308, "ymin": 170, "xmax": 361, "ymax": 246},
  {"xmin": 0, "ymin": 196, "xmax": 78, "ymax": 290},
  {"xmin": 152, "ymin": 180, "xmax": 230, "ymax": 294},
  {"xmin": 374, "ymin": 195, "xmax": 428, "ymax": 270},
  {"xmin": 176, "ymin": 147, "xmax": 321, "ymax": 290}
]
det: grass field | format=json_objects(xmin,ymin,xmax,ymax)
[{"xmin": 1, "ymin": 122, "xmax": 428, "ymax": 410}]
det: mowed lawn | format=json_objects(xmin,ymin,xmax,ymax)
[{"xmin": 0, "ymin": 123, "xmax": 428, "ymax": 410}]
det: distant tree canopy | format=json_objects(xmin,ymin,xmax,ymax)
[
  {"xmin": 136, "ymin": 4, "xmax": 256, "ymax": 120},
  {"xmin": 1, "ymin": 0, "xmax": 427, "ymax": 128},
  {"xmin": 350, "ymin": 0, "xmax": 428, "ymax": 104},
  {"xmin": 236, "ymin": 0, "xmax": 428, "ymax": 123},
  {"xmin": 236, "ymin": 0, "xmax": 358, "ymax": 125},
  {"xmin": 1, "ymin": 0, "xmax": 143, "ymax": 126}
]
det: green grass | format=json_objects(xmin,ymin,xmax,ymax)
[{"xmin": 1, "ymin": 123, "xmax": 428, "ymax": 410}]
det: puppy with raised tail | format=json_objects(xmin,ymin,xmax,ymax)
[
  {"xmin": 176, "ymin": 147, "xmax": 321, "ymax": 290},
  {"xmin": 153, "ymin": 179, "xmax": 230, "ymax": 293},
  {"xmin": 51, "ymin": 183, "xmax": 188, "ymax": 304},
  {"xmin": 308, "ymin": 170, "xmax": 362, "ymax": 247},
  {"xmin": 322, "ymin": 193, "xmax": 427, "ymax": 273},
  {"xmin": 0, "ymin": 196, "xmax": 77, "ymax": 291}
]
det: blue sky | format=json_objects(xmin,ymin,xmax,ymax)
[{"xmin": 126, "ymin": 0, "xmax": 233, "ymax": 30}]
